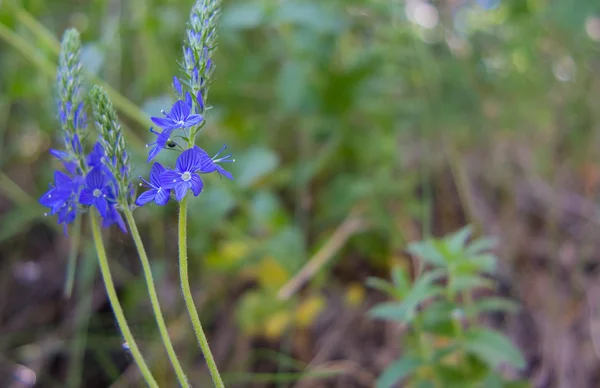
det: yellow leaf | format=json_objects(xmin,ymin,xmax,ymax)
[
  {"xmin": 257, "ymin": 257, "xmax": 289, "ymax": 290},
  {"xmin": 344, "ymin": 283, "xmax": 366, "ymax": 308},
  {"xmin": 295, "ymin": 295, "xmax": 326, "ymax": 328},
  {"xmin": 263, "ymin": 310, "xmax": 291, "ymax": 340}
]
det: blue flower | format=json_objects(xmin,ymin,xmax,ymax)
[
  {"xmin": 196, "ymin": 145, "xmax": 234, "ymax": 180},
  {"xmin": 160, "ymin": 148, "xmax": 204, "ymax": 201},
  {"xmin": 39, "ymin": 171, "xmax": 80, "ymax": 234},
  {"xmin": 146, "ymin": 127, "xmax": 174, "ymax": 162},
  {"xmin": 102, "ymin": 204, "xmax": 127, "ymax": 233},
  {"xmin": 136, "ymin": 162, "xmax": 171, "ymax": 206},
  {"xmin": 79, "ymin": 167, "xmax": 115, "ymax": 217},
  {"xmin": 87, "ymin": 142, "xmax": 105, "ymax": 168},
  {"xmin": 150, "ymin": 96, "xmax": 203, "ymax": 131},
  {"xmin": 173, "ymin": 76, "xmax": 183, "ymax": 96}
]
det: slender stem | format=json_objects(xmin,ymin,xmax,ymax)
[
  {"xmin": 89, "ymin": 211, "xmax": 159, "ymax": 388},
  {"xmin": 178, "ymin": 196, "xmax": 225, "ymax": 388},
  {"xmin": 64, "ymin": 215, "xmax": 82, "ymax": 297},
  {"xmin": 123, "ymin": 208, "xmax": 190, "ymax": 387}
]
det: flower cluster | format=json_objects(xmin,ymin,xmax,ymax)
[
  {"xmin": 137, "ymin": 0, "xmax": 233, "ymax": 207},
  {"xmin": 40, "ymin": 30, "xmax": 128, "ymax": 234}
]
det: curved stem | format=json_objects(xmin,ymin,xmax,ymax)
[
  {"xmin": 89, "ymin": 211, "xmax": 159, "ymax": 388},
  {"xmin": 178, "ymin": 196, "xmax": 225, "ymax": 388},
  {"xmin": 123, "ymin": 208, "xmax": 190, "ymax": 387}
]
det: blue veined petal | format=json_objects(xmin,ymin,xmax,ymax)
[
  {"xmin": 78, "ymin": 188, "xmax": 95, "ymax": 205},
  {"xmin": 185, "ymin": 113, "xmax": 203, "ymax": 127},
  {"xmin": 149, "ymin": 162, "xmax": 166, "ymax": 187},
  {"xmin": 136, "ymin": 189, "xmax": 157, "ymax": 206},
  {"xmin": 54, "ymin": 171, "xmax": 73, "ymax": 187},
  {"xmin": 155, "ymin": 188, "xmax": 171, "ymax": 205},
  {"xmin": 174, "ymin": 181, "xmax": 189, "ymax": 201},
  {"xmin": 160, "ymin": 169, "xmax": 181, "ymax": 189},
  {"xmin": 176, "ymin": 148, "xmax": 202, "ymax": 173},
  {"xmin": 102, "ymin": 206, "xmax": 127, "ymax": 233},
  {"xmin": 170, "ymin": 100, "xmax": 190, "ymax": 123},
  {"xmin": 85, "ymin": 167, "xmax": 105, "ymax": 189},
  {"xmin": 151, "ymin": 116, "xmax": 175, "ymax": 129},
  {"xmin": 189, "ymin": 174, "xmax": 203, "ymax": 196},
  {"xmin": 185, "ymin": 92, "xmax": 193, "ymax": 109},
  {"xmin": 94, "ymin": 196, "xmax": 108, "ymax": 218},
  {"xmin": 50, "ymin": 149, "xmax": 70, "ymax": 161},
  {"xmin": 216, "ymin": 165, "xmax": 234, "ymax": 180}
]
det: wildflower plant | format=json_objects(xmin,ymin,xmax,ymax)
[
  {"xmin": 368, "ymin": 226, "xmax": 527, "ymax": 388},
  {"xmin": 38, "ymin": 1, "xmax": 230, "ymax": 386}
]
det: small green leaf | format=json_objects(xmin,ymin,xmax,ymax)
[
  {"xmin": 464, "ymin": 297, "xmax": 520, "ymax": 318},
  {"xmin": 449, "ymin": 275, "xmax": 493, "ymax": 295},
  {"xmin": 391, "ymin": 265, "xmax": 411, "ymax": 293},
  {"xmin": 407, "ymin": 240, "xmax": 446, "ymax": 267},
  {"xmin": 462, "ymin": 328, "xmax": 526, "ymax": 370},
  {"xmin": 466, "ymin": 236, "xmax": 498, "ymax": 256},
  {"xmin": 366, "ymin": 277, "xmax": 400, "ymax": 298},
  {"xmin": 447, "ymin": 225, "xmax": 473, "ymax": 253},
  {"xmin": 368, "ymin": 302, "xmax": 408, "ymax": 322},
  {"xmin": 376, "ymin": 357, "xmax": 422, "ymax": 388}
]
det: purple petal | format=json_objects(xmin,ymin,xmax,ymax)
[
  {"xmin": 176, "ymin": 148, "xmax": 201, "ymax": 173},
  {"xmin": 155, "ymin": 188, "xmax": 170, "ymax": 206},
  {"xmin": 160, "ymin": 169, "xmax": 181, "ymax": 189},
  {"xmin": 216, "ymin": 165, "xmax": 234, "ymax": 180},
  {"xmin": 147, "ymin": 145, "xmax": 162, "ymax": 163},
  {"xmin": 169, "ymin": 100, "xmax": 190, "ymax": 123},
  {"xmin": 151, "ymin": 116, "xmax": 175, "ymax": 129},
  {"xmin": 189, "ymin": 174, "xmax": 204, "ymax": 196},
  {"xmin": 54, "ymin": 171, "xmax": 72, "ymax": 187},
  {"xmin": 149, "ymin": 162, "xmax": 166, "ymax": 187},
  {"xmin": 174, "ymin": 181, "xmax": 189, "ymax": 201},
  {"xmin": 50, "ymin": 149, "xmax": 69, "ymax": 161},
  {"xmin": 94, "ymin": 197, "xmax": 108, "ymax": 218},
  {"xmin": 85, "ymin": 168, "xmax": 105, "ymax": 189},
  {"xmin": 78, "ymin": 188, "xmax": 95, "ymax": 205},
  {"xmin": 185, "ymin": 114, "xmax": 203, "ymax": 127},
  {"xmin": 136, "ymin": 190, "xmax": 157, "ymax": 206}
]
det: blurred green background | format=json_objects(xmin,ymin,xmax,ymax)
[{"xmin": 2, "ymin": 0, "xmax": 600, "ymax": 386}]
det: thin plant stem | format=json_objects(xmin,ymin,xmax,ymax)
[
  {"xmin": 64, "ymin": 215, "xmax": 81, "ymax": 298},
  {"xmin": 178, "ymin": 196, "xmax": 225, "ymax": 388},
  {"xmin": 89, "ymin": 210, "xmax": 159, "ymax": 388},
  {"xmin": 123, "ymin": 207, "xmax": 190, "ymax": 387}
]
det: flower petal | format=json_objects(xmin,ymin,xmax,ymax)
[
  {"xmin": 147, "ymin": 145, "xmax": 162, "ymax": 162},
  {"xmin": 85, "ymin": 167, "xmax": 105, "ymax": 189},
  {"xmin": 94, "ymin": 197, "xmax": 108, "ymax": 218},
  {"xmin": 189, "ymin": 174, "xmax": 204, "ymax": 196},
  {"xmin": 151, "ymin": 116, "xmax": 175, "ymax": 129},
  {"xmin": 160, "ymin": 169, "xmax": 181, "ymax": 189},
  {"xmin": 149, "ymin": 162, "xmax": 166, "ymax": 187},
  {"xmin": 169, "ymin": 100, "xmax": 190, "ymax": 123},
  {"xmin": 174, "ymin": 181, "xmax": 189, "ymax": 201},
  {"xmin": 136, "ymin": 189, "xmax": 157, "ymax": 206},
  {"xmin": 176, "ymin": 148, "xmax": 201, "ymax": 173},
  {"xmin": 184, "ymin": 114, "xmax": 203, "ymax": 127},
  {"xmin": 54, "ymin": 171, "xmax": 73, "ymax": 187},
  {"xmin": 155, "ymin": 188, "xmax": 171, "ymax": 206},
  {"xmin": 216, "ymin": 165, "xmax": 234, "ymax": 180},
  {"xmin": 78, "ymin": 188, "xmax": 95, "ymax": 205}
]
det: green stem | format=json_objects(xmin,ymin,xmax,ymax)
[
  {"xmin": 64, "ymin": 215, "xmax": 82, "ymax": 298},
  {"xmin": 123, "ymin": 208, "xmax": 190, "ymax": 387},
  {"xmin": 178, "ymin": 196, "xmax": 225, "ymax": 388},
  {"xmin": 89, "ymin": 211, "xmax": 159, "ymax": 388}
]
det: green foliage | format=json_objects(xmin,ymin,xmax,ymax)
[{"xmin": 368, "ymin": 227, "xmax": 528, "ymax": 388}]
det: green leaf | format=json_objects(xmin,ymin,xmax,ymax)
[
  {"xmin": 421, "ymin": 300, "xmax": 456, "ymax": 336},
  {"xmin": 407, "ymin": 240, "xmax": 446, "ymax": 267},
  {"xmin": 465, "ymin": 236, "xmax": 498, "ymax": 256},
  {"xmin": 365, "ymin": 277, "xmax": 400, "ymax": 298},
  {"xmin": 376, "ymin": 357, "xmax": 422, "ymax": 388},
  {"xmin": 447, "ymin": 225, "xmax": 473, "ymax": 253},
  {"xmin": 449, "ymin": 275, "xmax": 493, "ymax": 295},
  {"xmin": 391, "ymin": 265, "xmax": 411, "ymax": 294},
  {"xmin": 462, "ymin": 328, "xmax": 526, "ymax": 370},
  {"xmin": 464, "ymin": 297, "xmax": 520, "ymax": 319},
  {"xmin": 369, "ymin": 301, "xmax": 409, "ymax": 322}
]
